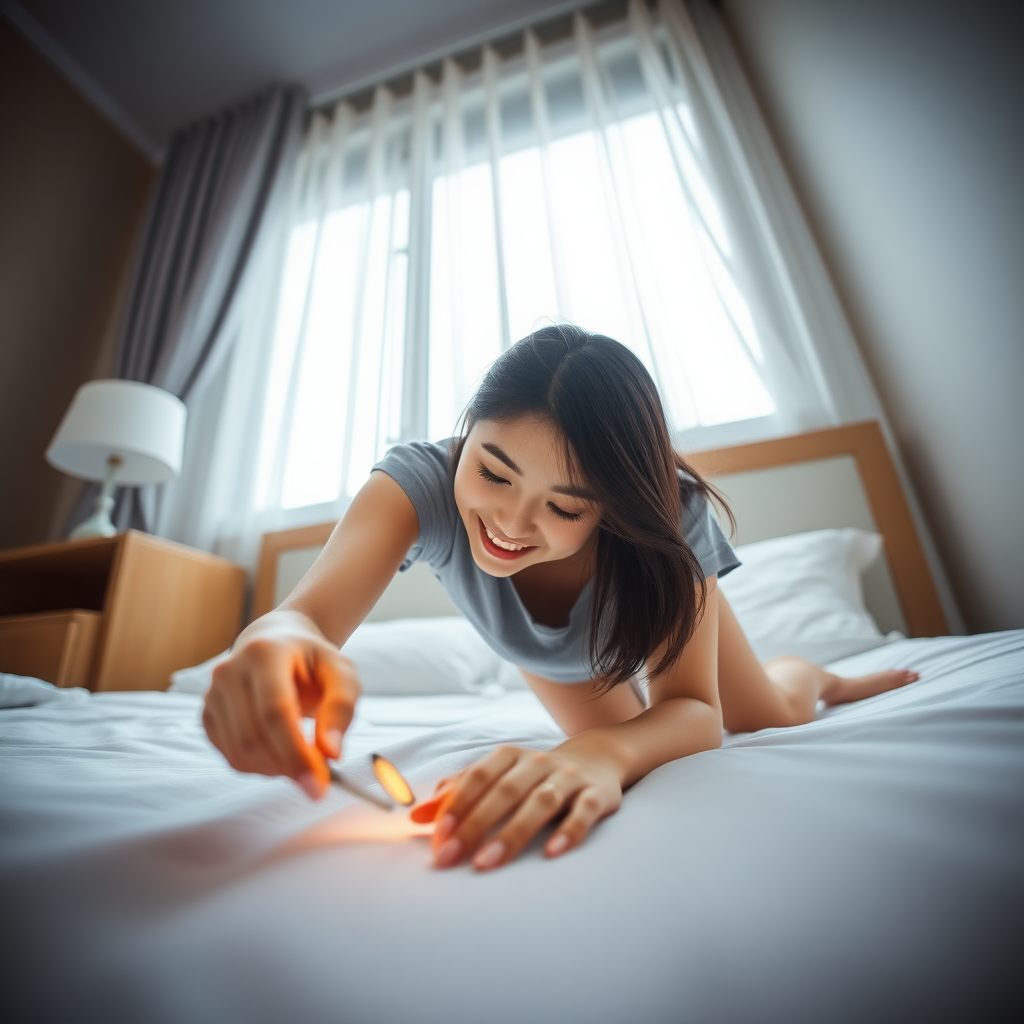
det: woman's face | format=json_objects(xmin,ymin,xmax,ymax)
[{"xmin": 453, "ymin": 416, "xmax": 601, "ymax": 577}]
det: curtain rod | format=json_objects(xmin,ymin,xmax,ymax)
[{"xmin": 309, "ymin": 0, "xmax": 642, "ymax": 115}]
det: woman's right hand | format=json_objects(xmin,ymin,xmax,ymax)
[{"xmin": 202, "ymin": 611, "xmax": 361, "ymax": 800}]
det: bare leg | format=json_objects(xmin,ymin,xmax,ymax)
[{"xmin": 717, "ymin": 592, "xmax": 918, "ymax": 733}]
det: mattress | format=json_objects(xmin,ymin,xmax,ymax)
[{"xmin": 2, "ymin": 631, "xmax": 1022, "ymax": 1024}]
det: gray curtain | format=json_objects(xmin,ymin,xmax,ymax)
[{"xmin": 67, "ymin": 83, "xmax": 307, "ymax": 535}]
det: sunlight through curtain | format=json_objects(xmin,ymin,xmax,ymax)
[
  {"xmin": 166, "ymin": 0, "xmax": 890, "ymax": 566},
  {"xmin": 254, "ymin": 0, "xmax": 805, "ymax": 519}
]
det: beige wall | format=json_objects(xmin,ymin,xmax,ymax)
[
  {"xmin": 0, "ymin": 17, "xmax": 155, "ymax": 550},
  {"xmin": 721, "ymin": 0, "xmax": 1024, "ymax": 633}
]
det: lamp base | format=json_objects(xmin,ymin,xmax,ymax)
[
  {"xmin": 70, "ymin": 498, "xmax": 117, "ymax": 540},
  {"xmin": 70, "ymin": 456, "xmax": 120, "ymax": 540}
]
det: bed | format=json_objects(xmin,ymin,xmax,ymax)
[{"xmin": 1, "ymin": 422, "xmax": 1021, "ymax": 1024}]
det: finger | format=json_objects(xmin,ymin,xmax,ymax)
[
  {"xmin": 545, "ymin": 786, "xmax": 612, "ymax": 859},
  {"xmin": 409, "ymin": 772, "xmax": 465, "ymax": 824},
  {"xmin": 313, "ymin": 652, "xmax": 358, "ymax": 760},
  {"xmin": 224, "ymin": 680, "xmax": 284, "ymax": 775},
  {"xmin": 203, "ymin": 663, "xmax": 240, "ymax": 761},
  {"xmin": 472, "ymin": 770, "xmax": 583, "ymax": 871},
  {"xmin": 202, "ymin": 688, "xmax": 227, "ymax": 755},
  {"xmin": 437, "ymin": 746, "xmax": 522, "ymax": 824},
  {"xmin": 430, "ymin": 748, "xmax": 523, "ymax": 861},
  {"xmin": 248, "ymin": 655, "xmax": 325, "ymax": 792},
  {"xmin": 434, "ymin": 772, "xmax": 462, "ymax": 795},
  {"xmin": 203, "ymin": 683, "xmax": 259, "ymax": 772},
  {"xmin": 449, "ymin": 752, "xmax": 559, "ymax": 857},
  {"xmin": 430, "ymin": 748, "xmax": 523, "ymax": 866}
]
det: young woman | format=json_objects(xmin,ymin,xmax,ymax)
[{"xmin": 203, "ymin": 325, "xmax": 917, "ymax": 871}]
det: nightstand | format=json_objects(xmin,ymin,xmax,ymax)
[{"xmin": 0, "ymin": 531, "xmax": 246, "ymax": 691}]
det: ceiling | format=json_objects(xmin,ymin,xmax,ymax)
[{"xmin": 4, "ymin": 0, "xmax": 581, "ymax": 160}]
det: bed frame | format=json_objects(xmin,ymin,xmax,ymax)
[{"xmin": 252, "ymin": 421, "xmax": 948, "ymax": 637}]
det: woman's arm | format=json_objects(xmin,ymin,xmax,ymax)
[
  {"xmin": 422, "ymin": 579, "xmax": 723, "ymax": 869},
  {"xmin": 203, "ymin": 472, "xmax": 419, "ymax": 795},
  {"xmin": 560, "ymin": 576, "xmax": 722, "ymax": 788},
  {"xmin": 243, "ymin": 471, "xmax": 419, "ymax": 646},
  {"xmin": 516, "ymin": 670, "xmax": 647, "ymax": 736}
]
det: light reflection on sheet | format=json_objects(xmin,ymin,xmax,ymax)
[{"xmin": 283, "ymin": 803, "xmax": 434, "ymax": 856}]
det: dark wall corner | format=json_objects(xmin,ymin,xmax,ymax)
[{"xmin": 0, "ymin": 16, "xmax": 156, "ymax": 550}]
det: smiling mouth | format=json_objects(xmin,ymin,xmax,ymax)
[{"xmin": 479, "ymin": 518, "xmax": 535, "ymax": 560}]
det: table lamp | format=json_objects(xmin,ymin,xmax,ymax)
[{"xmin": 46, "ymin": 380, "xmax": 187, "ymax": 540}]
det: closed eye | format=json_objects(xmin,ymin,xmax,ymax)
[
  {"xmin": 477, "ymin": 463, "xmax": 510, "ymax": 485},
  {"xmin": 547, "ymin": 501, "xmax": 584, "ymax": 522}
]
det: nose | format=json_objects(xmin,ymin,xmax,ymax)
[{"xmin": 493, "ymin": 498, "xmax": 536, "ymax": 542}]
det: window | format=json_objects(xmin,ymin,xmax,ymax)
[{"xmin": 256, "ymin": 8, "xmax": 777, "ymax": 516}]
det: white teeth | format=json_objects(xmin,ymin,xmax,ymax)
[{"xmin": 485, "ymin": 526, "xmax": 527, "ymax": 552}]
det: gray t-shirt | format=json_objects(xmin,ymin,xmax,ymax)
[{"xmin": 373, "ymin": 440, "xmax": 739, "ymax": 683}]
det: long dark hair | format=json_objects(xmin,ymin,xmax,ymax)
[{"xmin": 453, "ymin": 324, "xmax": 730, "ymax": 688}]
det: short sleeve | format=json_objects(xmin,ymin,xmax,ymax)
[
  {"xmin": 372, "ymin": 440, "xmax": 458, "ymax": 569},
  {"xmin": 679, "ymin": 474, "xmax": 740, "ymax": 581}
]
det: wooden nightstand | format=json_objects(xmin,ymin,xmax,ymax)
[{"xmin": 0, "ymin": 531, "xmax": 246, "ymax": 691}]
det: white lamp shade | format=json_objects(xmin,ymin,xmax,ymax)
[{"xmin": 46, "ymin": 380, "xmax": 187, "ymax": 485}]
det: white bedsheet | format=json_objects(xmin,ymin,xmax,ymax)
[{"xmin": 2, "ymin": 632, "xmax": 1022, "ymax": 1024}]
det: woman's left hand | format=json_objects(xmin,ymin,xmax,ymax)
[{"xmin": 411, "ymin": 743, "xmax": 623, "ymax": 870}]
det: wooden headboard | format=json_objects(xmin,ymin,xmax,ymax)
[
  {"xmin": 253, "ymin": 522, "xmax": 338, "ymax": 622},
  {"xmin": 686, "ymin": 421, "xmax": 946, "ymax": 637},
  {"xmin": 253, "ymin": 421, "xmax": 947, "ymax": 637}
]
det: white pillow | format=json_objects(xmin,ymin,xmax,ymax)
[
  {"xmin": 718, "ymin": 528, "xmax": 895, "ymax": 665},
  {"xmin": 170, "ymin": 531, "xmax": 890, "ymax": 694},
  {"xmin": 168, "ymin": 650, "xmax": 230, "ymax": 694},
  {"xmin": 168, "ymin": 617, "xmax": 524, "ymax": 697},
  {"xmin": 342, "ymin": 617, "xmax": 521, "ymax": 696}
]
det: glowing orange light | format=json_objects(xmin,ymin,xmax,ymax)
[
  {"xmin": 409, "ymin": 796, "xmax": 443, "ymax": 824},
  {"xmin": 372, "ymin": 754, "xmax": 414, "ymax": 806}
]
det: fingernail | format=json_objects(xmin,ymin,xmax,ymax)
[
  {"xmin": 547, "ymin": 834, "xmax": 570, "ymax": 857},
  {"xmin": 433, "ymin": 837, "xmax": 462, "ymax": 868},
  {"xmin": 326, "ymin": 728, "xmax": 343, "ymax": 758},
  {"xmin": 298, "ymin": 772, "xmax": 322, "ymax": 800},
  {"xmin": 434, "ymin": 812, "xmax": 457, "ymax": 842},
  {"xmin": 474, "ymin": 841, "xmax": 505, "ymax": 870}
]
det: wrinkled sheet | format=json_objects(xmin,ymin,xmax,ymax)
[{"xmin": 1, "ymin": 632, "xmax": 1022, "ymax": 1024}]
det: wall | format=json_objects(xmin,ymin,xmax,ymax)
[
  {"xmin": 720, "ymin": 0, "xmax": 1024, "ymax": 632},
  {"xmin": 0, "ymin": 17, "xmax": 155, "ymax": 550}
]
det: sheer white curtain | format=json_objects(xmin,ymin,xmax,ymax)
[{"xmin": 160, "ymin": 0, "xmax": 893, "ymax": 577}]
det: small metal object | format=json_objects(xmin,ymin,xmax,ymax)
[
  {"xmin": 327, "ymin": 754, "xmax": 416, "ymax": 812},
  {"xmin": 327, "ymin": 762, "xmax": 395, "ymax": 811}
]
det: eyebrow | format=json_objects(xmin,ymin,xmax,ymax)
[
  {"xmin": 481, "ymin": 442, "xmax": 522, "ymax": 475},
  {"xmin": 480, "ymin": 442, "xmax": 596, "ymax": 501},
  {"xmin": 551, "ymin": 483, "xmax": 597, "ymax": 500}
]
